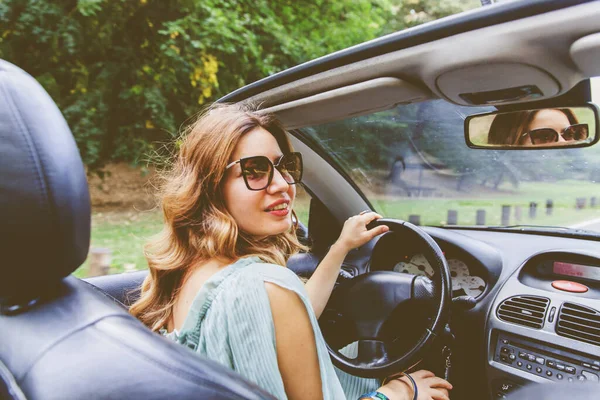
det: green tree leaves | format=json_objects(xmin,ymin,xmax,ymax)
[{"xmin": 0, "ymin": 0, "xmax": 477, "ymax": 169}]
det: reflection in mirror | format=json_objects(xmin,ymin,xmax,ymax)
[{"xmin": 466, "ymin": 106, "xmax": 598, "ymax": 149}]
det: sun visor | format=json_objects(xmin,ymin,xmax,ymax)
[
  {"xmin": 259, "ymin": 77, "xmax": 429, "ymax": 129},
  {"xmin": 435, "ymin": 63, "xmax": 560, "ymax": 106},
  {"xmin": 570, "ymin": 33, "xmax": 600, "ymax": 77}
]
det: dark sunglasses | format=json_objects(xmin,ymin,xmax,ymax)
[
  {"xmin": 226, "ymin": 152, "xmax": 303, "ymax": 191},
  {"xmin": 521, "ymin": 123, "xmax": 589, "ymax": 145}
]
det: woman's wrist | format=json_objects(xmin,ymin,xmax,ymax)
[
  {"xmin": 330, "ymin": 240, "xmax": 351, "ymax": 255},
  {"xmin": 376, "ymin": 376, "xmax": 414, "ymax": 400}
]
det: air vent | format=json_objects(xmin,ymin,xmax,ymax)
[
  {"xmin": 556, "ymin": 303, "xmax": 600, "ymax": 347},
  {"xmin": 497, "ymin": 295, "xmax": 549, "ymax": 329}
]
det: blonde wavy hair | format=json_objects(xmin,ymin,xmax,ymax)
[{"xmin": 130, "ymin": 103, "xmax": 307, "ymax": 331}]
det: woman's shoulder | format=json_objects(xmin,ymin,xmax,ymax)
[
  {"xmin": 213, "ymin": 257, "xmax": 306, "ymax": 302},
  {"xmin": 236, "ymin": 259, "xmax": 304, "ymax": 290}
]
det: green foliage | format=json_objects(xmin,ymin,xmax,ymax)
[
  {"xmin": 381, "ymin": 0, "xmax": 480, "ymax": 33},
  {"xmin": 0, "ymin": 0, "xmax": 476, "ymax": 169}
]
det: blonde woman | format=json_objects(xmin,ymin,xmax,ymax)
[{"xmin": 130, "ymin": 104, "xmax": 452, "ymax": 400}]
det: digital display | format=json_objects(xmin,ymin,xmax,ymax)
[{"xmin": 553, "ymin": 261, "xmax": 600, "ymax": 281}]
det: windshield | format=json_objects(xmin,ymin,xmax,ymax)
[{"xmin": 303, "ymin": 98, "xmax": 600, "ymax": 234}]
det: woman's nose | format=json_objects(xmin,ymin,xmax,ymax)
[
  {"xmin": 558, "ymin": 132, "xmax": 567, "ymax": 142},
  {"xmin": 267, "ymin": 168, "xmax": 290, "ymax": 193}
]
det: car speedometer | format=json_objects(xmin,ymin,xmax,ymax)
[
  {"xmin": 393, "ymin": 253, "xmax": 434, "ymax": 278},
  {"xmin": 448, "ymin": 258, "xmax": 486, "ymax": 297}
]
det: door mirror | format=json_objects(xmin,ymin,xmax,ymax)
[{"xmin": 465, "ymin": 105, "xmax": 599, "ymax": 149}]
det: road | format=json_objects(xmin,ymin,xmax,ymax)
[{"xmin": 570, "ymin": 217, "xmax": 600, "ymax": 233}]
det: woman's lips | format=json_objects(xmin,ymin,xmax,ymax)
[
  {"xmin": 265, "ymin": 201, "xmax": 290, "ymax": 217},
  {"xmin": 267, "ymin": 208, "xmax": 290, "ymax": 217}
]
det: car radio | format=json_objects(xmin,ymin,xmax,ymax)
[{"xmin": 493, "ymin": 331, "xmax": 600, "ymax": 384}]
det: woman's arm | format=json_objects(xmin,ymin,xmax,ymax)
[
  {"xmin": 265, "ymin": 282, "xmax": 323, "ymax": 399},
  {"xmin": 266, "ymin": 282, "xmax": 452, "ymax": 400},
  {"xmin": 304, "ymin": 212, "xmax": 389, "ymax": 319}
]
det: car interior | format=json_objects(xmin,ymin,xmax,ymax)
[{"xmin": 2, "ymin": 1, "xmax": 600, "ymax": 399}]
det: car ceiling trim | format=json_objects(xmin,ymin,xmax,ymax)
[
  {"xmin": 218, "ymin": 0, "xmax": 594, "ymax": 104},
  {"xmin": 262, "ymin": 77, "xmax": 431, "ymax": 129}
]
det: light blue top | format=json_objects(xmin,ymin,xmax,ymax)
[{"xmin": 162, "ymin": 256, "xmax": 379, "ymax": 399}]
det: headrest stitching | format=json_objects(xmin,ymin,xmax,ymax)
[{"xmin": 0, "ymin": 68, "xmax": 52, "ymax": 213}]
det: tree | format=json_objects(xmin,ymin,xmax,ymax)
[{"xmin": 0, "ymin": 0, "xmax": 475, "ymax": 169}]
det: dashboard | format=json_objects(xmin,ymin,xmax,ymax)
[
  {"xmin": 326, "ymin": 227, "xmax": 600, "ymax": 399},
  {"xmin": 289, "ymin": 224, "xmax": 600, "ymax": 399}
]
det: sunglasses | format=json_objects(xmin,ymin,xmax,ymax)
[
  {"xmin": 226, "ymin": 152, "xmax": 303, "ymax": 191},
  {"xmin": 521, "ymin": 123, "xmax": 589, "ymax": 145}
]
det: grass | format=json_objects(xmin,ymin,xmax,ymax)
[
  {"xmin": 75, "ymin": 181, "xmax": 600, "ymax": 278},
  {"xmin": 376, "ymin": 180, "xmax": 600, "ymax": 227},
  {"xmin": 75, "ymin": 211, "xmax": 163, "ymax": 278}
]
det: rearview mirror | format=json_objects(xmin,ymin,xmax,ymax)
[{"xmin": 465, "ymin": 105, "xmax": 599, "ymax": 149}]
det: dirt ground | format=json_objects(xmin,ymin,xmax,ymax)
[
  {"xmin": 87, "ymin": 162, "xmax": 514, "ymax": 214},
  {"xmin": 88, "ymin": 163, "xmax": 158, "ymax": 212}
]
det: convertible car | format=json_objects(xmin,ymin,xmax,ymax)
[{"xmin": 2, "ymin": 0, "xmax": 600, "ymax": 399}]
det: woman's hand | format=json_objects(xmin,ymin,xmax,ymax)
[
  {"xmin": 304, "ymin": 211, "xmax": 388, "ymax": 319},
  {"xmin": 377, "ymin": 370, "xmax": 452, "ymax": 400},
  {"xmin": 333, "ymin": 211, "xmax": 389, "ymax": 254}
]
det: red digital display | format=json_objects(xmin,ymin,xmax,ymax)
[{"xmin": 553, "ymin": 261, "xmax": 600, "ymax": 281}]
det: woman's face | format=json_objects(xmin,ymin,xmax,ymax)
[
  {"xmin": 223, "ymin": 127, "xmax": 296, "ymax": 238},
  {"xmin": 522, "ymin": 109, "xmax": 570, "ymax": 146}
]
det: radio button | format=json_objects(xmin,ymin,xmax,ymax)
[
  {"xmin": 565, "ymin": 366, "xmax": 576, "ymax": 374},
  {"xmin": 556, "ymin": 364, "xmax": 565, "ymax": 371},
  {"xmin": 547, "ymin": 360, "xmax": 556, "ymax": 368},
  {"xmin": 582, "ymin": 371, "xmax": 598, "ymax": 382},
  {"xmin": 557, "ymin": 373, "xmax": 563, "ymax": 380},
  {"xmin": 591, "ymin": 365, "xmax": 600, "ymax": 371},
  {"xmin": 536, "ymin": 357, "xmax": 545, "ymax": 365}
]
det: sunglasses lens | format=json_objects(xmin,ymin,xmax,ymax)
[
  {"xmin": 529, "ymin": 129, "xmax": 557, "ymax": 144},
  {"xmin": 563, "ymin": 124, "xmax": 589, "ymax": 141},
  {"xmin": 241, "ymin": 157, "xmax": 272, "ymax": 190},
  {"xmin": 278, "ymin": 153, "xmax": 302, "ymax": 184},
  {"xmin": 239, "ymin": 153, "xmax": 302, "ymax": 190}
]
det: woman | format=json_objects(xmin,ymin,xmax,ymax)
[
  {"xmin": 130, "ymin": 103, "xmax": 452, "ymax": 400},
  {"xmin": 487, "ymin": 108, "xmax": 586, "ymax": 146}
]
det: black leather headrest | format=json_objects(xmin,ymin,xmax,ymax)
[{"xmin": 0, "ymin": 60, "xmax": 90, "ymax": 304}]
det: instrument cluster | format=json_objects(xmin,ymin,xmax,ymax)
[{"xmin": 393, "ymin": 253, "xmax": 486, "ymax": 298}]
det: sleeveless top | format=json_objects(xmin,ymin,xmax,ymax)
[{"xmin": 161, "ymin": 256, "xmax": 379, "ymax": 399}]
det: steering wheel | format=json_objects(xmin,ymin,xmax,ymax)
[{"xmin": 322, "ymin": 219, "xmax": 451, "ymax": 378}]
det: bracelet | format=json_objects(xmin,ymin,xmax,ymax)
[
  {"xmin": 404, "ymin": 373, "xmax": 418, "ymax": 400},
  {"xmin": 358, "ymin": 391, "xmax": 390, "ymax": 400}
]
